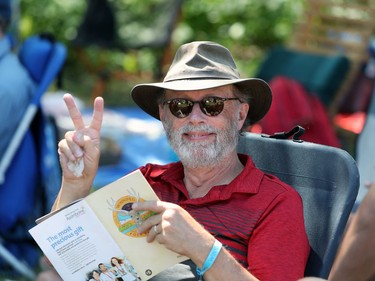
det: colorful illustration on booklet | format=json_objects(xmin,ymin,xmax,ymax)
[
  {"xmin": 85, "ymin": 256, "xmax": 141, "ymax": 281},
  {"xmin": 107, "ymin": 188, "xmax": 155, "ymax": 238}
]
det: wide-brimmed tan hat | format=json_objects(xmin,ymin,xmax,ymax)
[{"xmin": 131, "ymin": 41, "xmax": 272, "ymax": 124}]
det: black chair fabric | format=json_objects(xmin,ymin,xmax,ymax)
[{"xmin": 237, "ymin": 132, "xmax": 359, "ymax": 278}]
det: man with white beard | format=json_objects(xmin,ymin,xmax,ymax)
[{"xmin": 51, "ymin": 41, "xmax": 310, "ymax": 281}]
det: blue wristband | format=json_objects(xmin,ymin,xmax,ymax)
[{"xmin": 196, "ymin": 239, "xmax": 222, "ymax": 280}]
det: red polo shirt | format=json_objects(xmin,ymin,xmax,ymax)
[{"xmin": 139, "ymin": 154, "xmax": 310, "ymax": 281}]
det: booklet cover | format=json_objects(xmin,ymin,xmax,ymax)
[{"xmin": 29, "ymin": 169, "xmax": 187, "ymax": 281}]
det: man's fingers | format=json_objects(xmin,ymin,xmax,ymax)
[
  {"xmin": 89, "ymin": 96, "xmax": 104, "ymax": 131},
  {"xmin": 132, "ymin": 200, "xmax": 164, "ymax": 212},
  {"xmin": 63, "ymin": 93, "xmax": 85, "ymax": 130}
]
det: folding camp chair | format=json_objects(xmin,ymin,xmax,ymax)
[
  {"xmin": 254, "ymin": 47, "xmax": 351, "ymax": 148},
  {"xmin": 237, "ymin": 127, "xmax": 359, "ymax": 278},
  {"xmin": 255, "ymin": 46, "xmax": 351, "ymax": 108},
  {"xmin": 0, "ymin": 34, "xmax": 66, "ymax": 279}
]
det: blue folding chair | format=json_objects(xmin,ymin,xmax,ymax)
[
  {"xmin": 237, "ymin": 127, "xmax": 359, "ymax": 278},
  {"xmin": 0, "ymin": 34, "xmax": 66, "ymax": 279}
]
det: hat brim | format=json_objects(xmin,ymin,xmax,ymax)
[{"xmin": 131, "ymin": 78, "xmax": 272, "ymax": 124}]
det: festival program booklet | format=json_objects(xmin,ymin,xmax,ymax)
[{"xmin": 29, "ymin": 169, "xmax": 187, "ymax": 281}]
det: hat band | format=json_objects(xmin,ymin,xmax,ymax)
[{"xmin": 164, "ymin": 77, "xmax": 239, "ymax": 83}]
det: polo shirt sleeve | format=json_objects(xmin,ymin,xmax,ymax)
[{"xmin": 247, "ymin": 188, "xmax": 310, "ymax": 281}]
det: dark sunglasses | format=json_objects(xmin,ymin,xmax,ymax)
[{"xmin": 163, "ymin": 96, "xmax": 241, "ymax": 118}]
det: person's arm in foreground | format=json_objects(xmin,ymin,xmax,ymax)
[{"xmin": 328, "ymin": 183, "xmax": 375, "ymax": 281}]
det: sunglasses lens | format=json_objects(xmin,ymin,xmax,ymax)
[
  {"xmin": 166, "ymin": 97, "xmax": 230, "ymax": 118},
  {"xmin": 201, "ymin": 97, "xmax": 224, "ymax": 116},
  {"xmin": 169, "ymin": 99, "xmax": 193, "ymax": 118}
]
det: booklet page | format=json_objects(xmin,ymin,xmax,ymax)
[{"xmin": 29, "ymin": 200, "xmax": 139, "ymax": 281}]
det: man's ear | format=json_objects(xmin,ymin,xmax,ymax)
[
  {"xmin": 158, "ymin": 104, "xmax": 165, "ymax": 121},
  {"xmin": 238, "ymin": 102, "xmax": 249, "ymax": 129}
]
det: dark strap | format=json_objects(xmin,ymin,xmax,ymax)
[{"xmin": 262, "ymin": 125, "xmax": 305, "ymax": 142}]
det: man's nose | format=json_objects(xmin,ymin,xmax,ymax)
[{"xmin": 187, "ymin": 103, "xmax": 207, "ymax": 122}]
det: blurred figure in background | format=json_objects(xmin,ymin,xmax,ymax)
[{"xmin": 0, "ymin": 0, "xmax": 35, "ymax": 160}]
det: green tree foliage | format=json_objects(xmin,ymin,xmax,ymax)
[
  {"xmin": 19, "ymin": 0, "xmax": 86, "ymax": 43},
  {"xmin": 18, "ymin": 0, "xmax": 304, "ymax": 104},
  {"xmin": 176, "ymin": 0, "xmax": 304, "ymax": 74}
]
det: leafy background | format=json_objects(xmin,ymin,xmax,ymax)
[{"xmin": 17, "ymin": 0, "xmax": 304, "ymax": 106}]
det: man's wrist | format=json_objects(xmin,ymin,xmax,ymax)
[{"xmin": 196, "ymin": 239, "xmax": 222, "ymax": 280}]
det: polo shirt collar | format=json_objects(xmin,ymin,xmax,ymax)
[{"xmin": 158, "ymin": 154, "xmax": 264, "ymax": 200}]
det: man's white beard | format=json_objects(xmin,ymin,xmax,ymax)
[{"xmin": 164, "ymin": 119, "xmax": 239, "ymax": 169}]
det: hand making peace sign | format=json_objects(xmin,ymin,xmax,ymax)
[{"xmin": 56, "ymin": 94, "xmax": 104, "ymax": 207}]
